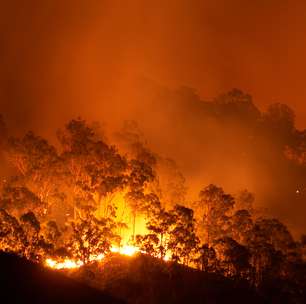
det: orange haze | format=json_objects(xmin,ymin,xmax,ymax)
[{"xmin": 0, "ymin": 1, "xmax": 306, "ymax": 236}]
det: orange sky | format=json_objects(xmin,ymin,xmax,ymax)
[{"xmin": 0, "ymin": 0, "xmax": 306, "ymax": 130}]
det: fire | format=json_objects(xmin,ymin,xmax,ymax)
[
  {"xmin": 110, "ymin": 245, "xmax": 140, "ymax": 256},
  {"xmin": 45, "ymin": 243, "xmax": 173, "ymax": 270},
  {"xmin": 45, "ymin": 245, "xmax": 140, "ymax": 270},
  {"xmin": 45, "ymin": 258, "xmax": 83, "ymax": 269}
]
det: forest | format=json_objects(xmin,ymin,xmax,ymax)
[{"xmin": 0, "ymin": 89, "xmax": 305, "ymax": 303}]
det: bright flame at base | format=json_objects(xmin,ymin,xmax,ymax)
[
  {"xmin": 45, "ymin": 245, "xmax": 140, "ymax": 270},
  {"xmin": 45, "ymin": 258, "xmax": 83, "ymax": 269},
  {"xmin": 110, "ymin": 245, "xmax": 139, "ymax": 256}
]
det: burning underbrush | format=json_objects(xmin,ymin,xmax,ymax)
[{"xmin": 45, "ymin": 245, "xmax": 146, "ymax": 270}]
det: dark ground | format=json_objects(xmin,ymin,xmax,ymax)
[
  {"xmin": 1, "ymin": 252, "xmax": 302, "ymax": 304},
  {"xmin": 68, "ymin": 254, "xmax": 264, "ymax": 304},
  {"xmin": 0, "ymin": 252, "xmax": 124, "ymax": 304}
]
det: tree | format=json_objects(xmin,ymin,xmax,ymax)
[
  {"xmin": 138, "ymin": 203, "xmax": 199, "ymax": 264},
  {"xmin": 230, "ymin": 209, "xmax": 253, "ymax": 245},
  {"xmin": 248, "ymin": 241, "xmax": 284, "ymax": 287},
  {"xmin": 114, "ymin": 120, "xmax": 157, "ymax": 168},
  {"xmin": 235, "ymin": 189, "xmax": 255, "ymax": 214},
  {"xmin": 214, "ymin": 237, "xmax": 251, "ymax": 278},
  {"xmin": 135, "ymin": 234, "xmax": 160, "ymax": 257},
  {"xmin": 42, "ymin": 220, "xmax": 61, "ymax": 247},
  {"xmin": 194, "ymin": 244, "xmax": 216, "ymax": 272},
  {"xmin": 168, "ymin": 205, "xmax": 199, "ymax": 265},
  {"xmin": 284, "ymin": 130, "xmax": 306, "ymax": 165},
  {"xmin": 264, "ymin": 103, "xmax": 295, "ymax": 132},
  {"xmin": 0, "ymin": 185, "xmax": 46, "ymax": 218},
  {"xmin": 125, "ymin": 159, "xmax": 155, "ymax": 239},
  {"xmin": 249, "ymin": 218, "xmax": 294, "ymax": 255},
  {"xmin": 194, "ymin": 184, "xmax": 234, "ymax": 245},
  {"xmin": 0, "ymin": 209, "xmax": 25, "ymax": 254},
  {"xmin": 214, "ymin": 89, "xmax": 260, "ymax": 124},
  {"xmin": 7, "ymin": 131, "xmax": 58, "ymax": 181},
  {"xmin": 246, "ymin": 218, "xmax": 296, "ymax": 286},
  {"xmin": 145, "ymin": 205, "xmax": 175, "ymax": 259},
  {"xmin": 153, "ymin": 157, "xmax": 187, "ymax": 208},
  {"xmin": 6, "ymin": 131, "xmax": 62, "ymax": 216},
  {"xmin": 57, "ymin": 118, "xmax": 128, "ymax": 220},
  {"xmin": 262, "ymin": 103, "xmax": 295, "ymax": 145},
  {"xmin": 20, "ymin": 211, "xmax": 50, "ymax": 261},
  {"xmin": 68, "ymin": 208, "xmax": 119, "ymax": 265}
]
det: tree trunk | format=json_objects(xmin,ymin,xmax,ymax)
[{"xmin": 132, "ymin": 212, "xmax": 136, "ymax": 241}]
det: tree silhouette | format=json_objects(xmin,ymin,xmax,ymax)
[
  {"xmin": 230, "ymin": 209, "xmax": 253, "ymax": 245},
  {"xmin": 168, "ymin": 205, "xmax": 199, "ymax": 265},
  {"xmin": 0, "ymin": 208, "xmax": 25, "ymax": 254},
  {"xmin": 145, "ymin": 205, "xmax": 175, "ymax": 259},
  {"xmin": 0, "ymin": 185, "xmax": 46, "ymax": 218},
  {"xmin": 69, "ymin": 208, "xmax": 119, "ymax": 264},
  {"xmin": 57, "ymin": 118, "xmax": 128, "ymax": 220},
  {"xmin": 249, "ymin": 218, "xmax": 294, "ymax": 254},
  {"xmin": 135, "ymin": 234, "xmax": 159, "ymax": 257},
  {"xmin": 20, "ymin": 211, "xmax": 50, "ymax": 261},
  {"xmin": 214, "ymin": 237, "xmax": 251, "ymax": 278},
  {"xmin": 235, "ymin": 190, "xmax": 255, "ymax": 214},
  {"xmin": 194, "ymin": 244, "xmax": 216, "ymax": 271},
  {"xmin": 125, "ymin": 159, "xmax": 155, "ymax": 239},
  {"xmin": 194, "ymin": 184, "xmax": 234, "ymax": 245}
]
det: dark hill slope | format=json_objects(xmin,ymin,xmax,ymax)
[
  {"xmin": 70, "ymin": 254, "xmax": 263, "ymax": 304},
  {"xmin": 0, "ymin": 252, "xmax": 124, "ymax": 304}
]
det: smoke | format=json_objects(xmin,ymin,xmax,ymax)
[
  {"xmin": 121, "ymin": 84, "xmax": 306, "ymax": 236},
  {"xmin": 0, "ymin": 1, "xmax": 306, "ymax": 236}
]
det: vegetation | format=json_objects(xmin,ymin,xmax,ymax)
[{"xmin": 0, "ymin": 90, "xmax": 305, "ymax": 302}]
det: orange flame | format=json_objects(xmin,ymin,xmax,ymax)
[{"xmin": 45, "ymin": 245, "xmax": 140, "ymax": 269}]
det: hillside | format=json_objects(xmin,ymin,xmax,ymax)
[
  {"xmin": 67, "ymin": 253, "xmax": 263, "ymax": 304},
  {"xmin": 0, "ymin": 252, "xmax": 124, "ymax": 304},
  {"xmin": 1, "ymin": 251, "xmax": 304, "ymax": 303}
]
